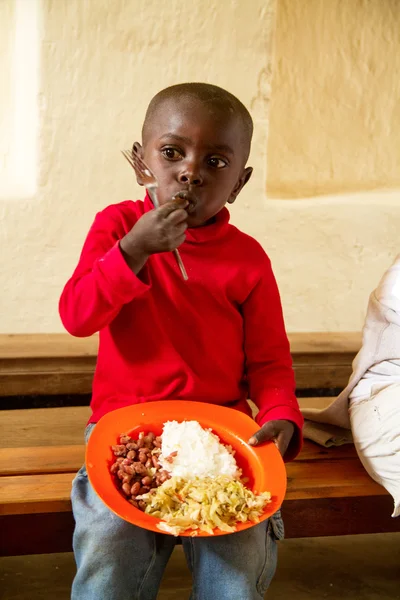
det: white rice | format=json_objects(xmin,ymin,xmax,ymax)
[{"xmin": 159, "ymin": 420, "xmax": 240, "ymax": 479}]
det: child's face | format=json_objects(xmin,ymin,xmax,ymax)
[{"xmin": 134, "ymin": 97, "xmax": 252, "ymax": 227}]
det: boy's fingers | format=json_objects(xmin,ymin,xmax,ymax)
[
  {"xmin": 166, "ymin": 208, "xmax": 189, "ymax": 226},
  {"xmin": 174, "ymin": 222, "xmax": 188, "ymax": 236},
  {"xmin": 175, "ymin": 234, "xmax": 187, "ymax": 248},
  {"xmin": 248, "ymin": 428, "xmax": 285, "ymax": 456},
  {"xmin": 248, "ymin": 422, "xmax": 276, "ymax": 447},
  {"xmin": 248, "ymin": 421, "xmax": 294, "ymax": 457},
  {"xmin": 276, "ymin": 431, "xmax": 290, "ymax": 457},
  {"xmin": 158, "ymin": 198, "xmax": 189, "ymax": 219}
]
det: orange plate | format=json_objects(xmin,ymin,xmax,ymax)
[{"xmin": 86, "ymin": 401, "xmax": 287, "ymax": 536}]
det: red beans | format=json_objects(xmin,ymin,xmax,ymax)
[
  {"xmin": 110, "ymin": 430, "xmax": 170, "ymax": 511},
  {"xmin": 122, "ymin": 483, "xmax": 131, "ymax": 495},
  {"xmin": 138, "ymin": 453, "xmax": 147, "ymax": 464},
  {"xmin": 130, "ymin": 482, "xmax": 141, "ymax": 496},
  {"xmin": 134, "ymin": 463, "xmax": 147, "ymax": 475},
  {"xmin": 119, "ymin": 435, "xmax": 132, "ymax": 444},
  {"xmin": 111, "ymin": 445, "xmax": 126, "ymax": 456}
]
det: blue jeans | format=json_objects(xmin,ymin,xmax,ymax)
[{"xmin": 71, "ymin": 424, "xmax": 284, "ymax": 600}]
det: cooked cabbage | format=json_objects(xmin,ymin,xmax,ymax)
[{"xmin": 137, "ymin": 475, "xmax": 271, "ymax": 536}]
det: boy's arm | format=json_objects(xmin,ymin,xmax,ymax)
[
  {"xmin": 60, "ymin": 199, "xmax": 189, "ymax": 337},
  {"xmin": 59, "ymin": 207, "xmax": 150, "ymax": 337},
  {"xmin": 242, "ymin": 256, "xmax": 303, "ymax": 461}
]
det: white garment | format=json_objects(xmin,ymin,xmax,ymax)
[
  {"xmin": 350, "ymin": 257, "xmax": 400, "ymax": 402},
  {"xmin": 350, "ymin": 382, "xmax": 400, "ymax": 517},
  {"xmin": 349, "ymin": 360, "xmax": 400, "ymax": 402},
  {"xmin": 302, "ymin": 254, "xmax": 400, "ymax": 428},
  {"xmin": 302, "ymin": 254, "xmax": 400, "ymax": 517}
]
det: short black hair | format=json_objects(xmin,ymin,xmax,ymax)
[{"xmin": 142, "ymin": 82, "xmax": 253, "ymax": 160}]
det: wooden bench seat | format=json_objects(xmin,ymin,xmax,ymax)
[
  {"xmin": 1, "ymin": 405, "xmax": 399, "ymax": 557},
  {"xmin": 2, "ymin": 332, "xmax": 398, "ymax": 557},
  {"xmin": 0, "ymin": 332, "xmax": 362, "ymax": 396}
]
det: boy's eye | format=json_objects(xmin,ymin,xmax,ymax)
[
  {"xmin": 161, "ymin": 147, "xmax": 182, "ymax": 160},
  {"xmin": 208, "ymin": 156, "xmax": 228, "ymax": 169}
]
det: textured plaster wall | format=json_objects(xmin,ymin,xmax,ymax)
[
  {"xmin": 267, "ymin": 0, "xmax": 400, "ymax": 199},
  {"xmin": 261, "ymin": 0, "xmax": 400, "ymax": 331},
  {"xmin": 0, "ymin": 2, "xmax": 14, "ymax": 168},
  {"xmin": 0, "ymin": 0, "xmax": 276, "ymax": 333},
  {"xmin": 0, "ymin": 0, "xmax": 399, "ymax": 333}
]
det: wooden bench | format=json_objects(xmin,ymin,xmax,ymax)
[
  {"xmin": 1, "ymin": 333, "xmax": 399, "ymax": 557},
  {"xmin": 0, "ymin": 332, "xmax": 362, "ymax": 396}
]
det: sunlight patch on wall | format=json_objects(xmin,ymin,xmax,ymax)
[{"xmin": 0, "ymin": 0, "xmax": 40, "ymax": 198}]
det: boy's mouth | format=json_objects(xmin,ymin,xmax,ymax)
[{"xmin": 172, "ymin": 190, "xmax": 198, "ymax": 214}]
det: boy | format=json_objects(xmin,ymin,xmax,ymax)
[{"xmin": 60, "ymin": 82, "xmax": 303, "ymax": 600}]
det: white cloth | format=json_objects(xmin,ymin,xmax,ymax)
[
  {"xmin": 302, "ymin": 254, "xmax": 400, "ymax": 517},
  {"xmin": 302, "ymin": 254, "xmax": 400, "ymax": 428},
  {"xmin": 350, "ymin": 382, "xmax": 400, "ymax": 517},
  {"xmin": 349, "ymin": 360, "xmax": 400, "ymax": 402}
]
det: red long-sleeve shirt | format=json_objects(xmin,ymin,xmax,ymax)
[{"xmin": 59, "ymin": 194, "xmax": 303, "ymax": 459}]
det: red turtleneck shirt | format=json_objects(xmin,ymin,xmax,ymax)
[{"xmin": 59, "ymin": 194, "xmax": 303, "ymax": 459}]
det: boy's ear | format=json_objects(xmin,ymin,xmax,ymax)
[
  {"xmin": 227, "ymin": 166, "xmax": 253, "ymax": 204},
  {"xmin": 132, "ymin": 142, "xmax": 144, "ymax": 186}
]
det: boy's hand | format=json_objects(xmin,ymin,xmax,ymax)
[
  {"xmin": 120, "ymin": 197, "xmax": 189, "ymax": 272},
  {"xmin": 128, "ymin": 197, "xmax": 189, "ymax": 254},
  {"xmin": 248, "ymin": 420, "xmax": 295, "ymax": 458}
]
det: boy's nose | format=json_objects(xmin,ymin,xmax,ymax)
[{"xmin": 178, "ymin": 166, "xmax": 203, "ymax": 186}]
